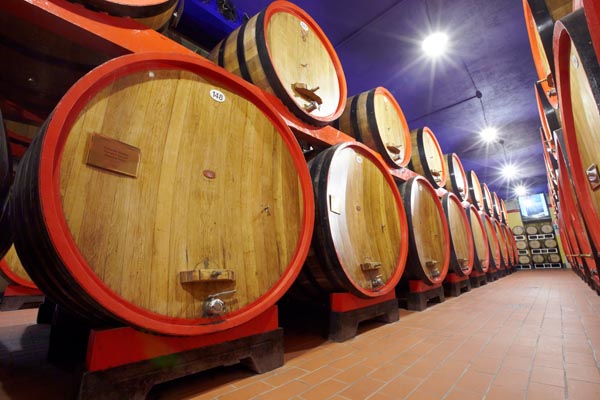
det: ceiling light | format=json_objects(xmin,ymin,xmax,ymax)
[
  {"xmin": 515, "ymin": 185, "xmax": 527, "ymax": 197},
  {"xmin": 422, "ymin": 32, "xmax": 448, "ymax": 57},
  {"xmin": 480, "ymin": 127, "xmax": 498, "ymax": 143},
  {"xmin": 501, "ymin": 163, "xmax": 519, "ymax": 180}
]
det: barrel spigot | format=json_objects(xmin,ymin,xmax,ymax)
[{"xmin": 204, "ymin": 290, "xmax": 236, "ymax": 317}]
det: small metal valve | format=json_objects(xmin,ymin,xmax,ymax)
[{"xmin": 203, "ymin": 290, "xmax": 236, "ymax": 317}]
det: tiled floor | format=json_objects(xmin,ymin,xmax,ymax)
[{"xmin": 1, "ymin": 269, "xmax": 600, "ymax": 399}]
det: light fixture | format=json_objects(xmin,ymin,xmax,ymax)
[
  {"xmin": 480, "ymin": 126, "xmax": 498, "ymax": 143},
  {"xmin": 501, "ymin": 163, "xmax": 519, "ymax": 180},
  {"xmin": 422, "ymin": 32, "xmax": 448, "ymax": 57},
  {"xmin": 515, "ymin": 185, "xmax": 527, "ymax": 197}
]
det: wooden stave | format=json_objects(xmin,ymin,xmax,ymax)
[
  {"xmin": 492, "ymin": 192, "xmax": 502, "ymax": 221},
  {"xmin": 501, "ymin": 223, "xmax": 515, "ymax": 267},
  {"xmin": 464, "ymin": 203, "xmax": 490, "ymax": 273},
  {"xmin": 398, "ymin": 176, "xmax": 450, "ymax": 285},
  {"xmin": 9, "ymin": 53, "xmax": 315, "ymax": 336},
  {"xmin": 440, "ymin": 193, "xmax": 474, "ymax": 277},
  {"xmin": 481, "ymin": 183, "xmax": 494, "ymax": 218},
  {"xmin": 443, "ymin": 153, "xmax": 469, "ymax": 202},
  {"xmin": 337, "ymin": 87, "xmax": 412, "ymax": 168},
  {"xmin": 0, "ymin": 109, "xmax": 12, "ymax": 259},
  {"xmin": 467, "ymin": 170, "xmax": 484, "ymax": 210},
  {"xmin": 493, "ymin": 219, "xmax": 509, "ymax": 269},
  {"xmin": 481, "ymin": 212, "xmax": 501, "ymax": 270},
  {"xmin": 300, "ymin": 142, "xmax": 409, "ymax": 298},
  {"xmin": 500, "ymin": 199, "xmax": 508, "ymax": 224},
  {"xmin": 554, "ymin": 9, "xmax": 600, "ymax": 256},
  {"xmin": 70, "ymin": 1, "xmax": 178, "ymax": 29},
  {"xmin": 209, "ymin": 0, "xmax": 347, "ymax": 127},
  {"xmin": 408, "ymin": 127, "xmax": 447, "ymax": 188}
]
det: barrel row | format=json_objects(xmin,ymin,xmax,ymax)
[{"xmin": 523, "ymin": 0, "xmax": 600, "ymax": 292}]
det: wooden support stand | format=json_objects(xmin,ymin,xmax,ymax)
[
  {"xmin": 486, "ymin": 268, "xmax": 500, "ymax": 282},
  {"xmin": 397, "ymin": 280, "xmax": 445, "ymax": 311},
  {"xmin": 443, "ymin": 273, "xmax": 472, "ymax": 297},
  {"xmin": 46, "ymin": 305, "xmax": 283, "ymax": 399},
  {"xmin": 0, "ymin": 284, "xmax": 44, "ymax": 311},
  {"xmin": 469, "ymin": 270, "xmax": 488, "ymax": 288},
  {"xmin": 328, "ymin": 292, "xmax": 399, "ymax": 342}
]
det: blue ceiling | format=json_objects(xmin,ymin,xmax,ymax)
[{"xmin": 229, "ymin": 0, "xmax": 546, "ymax": 198}]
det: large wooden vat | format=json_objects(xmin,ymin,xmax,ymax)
[
  {"xmin": 482, "ymin": 183, "xmax": 495, "ymax": 218},
  {"xmin": 481, "ymin": 212, "xmax": 501, "ymax": 269},
  {"xmin": 0, "ymin": 245, "xmax": 36, "ymax": 289},
  {"xmin": 10, "ymin": 53, "xmax": 314, "ymax": 336},
  {"xmin": 523, "ymin": 0, "xmax": 572, "ymax": 107},
  {"xmin": 0, "ymin": 9, "xmax": 120, "ymax": 120},
  {"xmin": 337, "ymin": 87, "xmax": 411, "ymax": 168},
  {"xmin": 398, "ymin": 176, "xmax": 450, "ymax": 285},
  {"xmin": 295, "ymin": 142, "xmax": 408, "ymax": 298},
  {"xmin": 209, "ymin": 1, "xmax": 346, "ymax": 126},
  {"xmin": 582, "ymin": 0, "xmax": 600, "ymax": 60},
  {"xmin": 465, "ymin": 203, "xmax": 490, "ymax": 273},
  {"xmin": 71, "ymin": 1, "xmax": 178, "ymax": 29},
  {"xmin": 443, "ymin": 153, "xmax": 469, "ymax": 201},
  {"xmin": 467, "ymin": 170, "xmax": 484, "ymax": 210},
  {"xmin": 408, "ymin": 127, "xmax": 447, "ymax": 188},
  {"xmin": 493, "ymin": 219, "xmax": 509, "ymax": 268},
  {"xmin": 441, "ymin": 193, "xmax": 474, "ymax": 276}
]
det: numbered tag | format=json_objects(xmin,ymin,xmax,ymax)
[{"xmin": 210, "ymin": 89, "xmax": 226, "ymax": 103}]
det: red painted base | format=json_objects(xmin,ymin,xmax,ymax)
[
  {"xmin": 409, "ymin": 280, "xmax": 442, "ymax": 293},
  {"xmin": 444, "ymin": 273, "xmax": 469, "ymax": 283},
  {"xmin": 4, "ymin": 284, "xmax": 43, "ymax": 297},
  {"xmin": 86, "ymin": 305, "xmax": 279, "ymax": 371},
  {"xmin": 329, "ymin": 291, "xmax": 396, "ymax": 313},
  {"xmin": 470, "ymin": 270, "xmax": 487, "ymax": 278}
]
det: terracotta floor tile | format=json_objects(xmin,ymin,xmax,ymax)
[
  {"xmin": 263, "ymin": 367, "xmax": 308, "ymax": 387},
  {"xmin": 443, "ymin": 388, "xmax": 483, "ymax": 400},
  {"xmin": 334, "ymin": 364, "xmax": 374, "ymax": 383},
  {"xmin": 485, "ymin": 384, "xmax": 525, "ymax": 400},
  {"xmin": 492, "ymin": 366, "xmax": 530, "ymax": 391},
  {"xmin": 470, "ymin": 355, "xmax": 502, "ymax": 374},
  {"xmin": 501, "ymin": 355, "xmax": 534, "ymax": 372},
  {"xmin": 567, "ymin": 378, "xmax": 600, "ymax": 400},
  {"xmin": 455, "ymin": 369, "xmax": 493, "ymax": 394},
  {"xmin": 565, "ymin": 363, "xmax": 600, "ymax": 383},
  {"xmin": 337, "ymin": 377, "xmax": 385, "ymax": 400},
  {"xmin": 402, "ymin": 357, "xmax": 439, "ymax": 379},
  {"xmin": 378, "ymin": 374, "xmax": 423, "ymax": 398},
  {"xmin": 298, "ymin": 366, "xmax": 343, "ymax": 386},
  {"xmin": 328, "ymin": 354, "xmax": 367, "ymax": 371},
  {"xmin": 564, "ymin": 351, "xmax": 598, "ymax": 367},
  {"xmin": 218, "ymin": 381, "xmax": 273, "ymax": 400},
  {"xmin": 297, "ymin": 379, "xmax": 346, "ymax": 400},
  {"xmin": 525, "ymin": 382, "xmax": 565, "ymax": 400},
  {"xmin": 534, "ymin": 352, "xmax": 564, "ymax": 369},
  {"xmin": 530, "ymin": 365, "xmax": 565, "ymax": 387}
]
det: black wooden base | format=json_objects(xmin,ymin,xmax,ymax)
[
  {"xmin": 486, "ymin": 270, "xmax": 500, "ymax": 282},
  {"xmin": 443, "ymin": 278, "xmax": 471, "ymax": 297},
  {"xmin": 77, "ymin": 328, "xmax": 284, "ymax": 400},
  {"xmin": 469, "ymin": 273, "xmax": 487, "ymax": 288},
  {"xmin": 0, "ymin": 293, "xmax": 44, "ymax": 311},
  {"xmin": 329, "ymin": 298, "xmax": 399, "ymax": 342},
  {"xmin": 397, "ymin": 285, "xmax": 445, "ymax": 311}
]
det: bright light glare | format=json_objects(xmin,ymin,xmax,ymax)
[
  {"xmin": 515, "ymin": 185, "xmax": 527, "ymax": 197},
  {"xmin": 422, "ymin": 32, "xmax": 449, "ymax": 57},
  {"xmin": 480, "ymin": 127, "xmax": 498, "ymax": 143},
  {"xmin": 501, "ymin": 164, "xmax": 519, "ymax": 180}
]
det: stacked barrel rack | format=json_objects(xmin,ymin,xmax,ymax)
[
  {"xmin": 512, "ymin": 223, "xmax": 563, "ymax": 269},
  {"xmin": 523, "ymin": 0, "xmax": 600, "ymax": 294},
  {"xmin": 0, "ymin": 0, "xmax": 565, "ymax": 397}
]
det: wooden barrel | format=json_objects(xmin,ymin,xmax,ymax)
[
  {"xmin": 337, "ymin": 87, "xmax": 411, "ymax": 168},
  {"xmin": 467, "ymin": 170, "xmax": 484, "ymax": 210},
  {"xmin": 555, "ymin": 9, "xmax": 600, "ymax": 254},
  {"xmin": 443, "ymin": 153, "xmax": 469, "ymax": 201},
  {"xmin": 71, "ymin": 1, "xmax": 177, "ymax": 29},
  {"xmin": 513, "ymin": 225, "xmax": 526, "ymax": 235},
  {"xmin": 441, "ymin": 193, "xmax": 474, "ymax": 277},
  {"xmin": 481, "ymin": 213, "xmax": 501, "ymax": 269},
  {"xmin": 500, "ymin": 199, "xmax": 508, "ymax": 224},
  {"xmin": 398, "ymin": 176, "xmax": 450, "ymax": 285},
  {"xmin": 547, "ymin": 253, "xmax": 562, "ymax": 263},
  {"xmin": 493, "ymin": 219, "xmax": 509, "ymax": 268},
  {"xmin": 9, "ymin": 53, "xmax": 314, "ymax": 336},
  {"xmin": 482, "ymin": 183, "xmax": 494, "ymax": 217},
  {"xmin": 532, "ymin": 254, "xmax": 546, "ymax": 264},
  {"xmin": 540, "ymin": 127, "xmax": 559, "ymax": 188},
  {"xmin": 554, "ymin": 128, "xmax": 600, "ymax": 280},
  {"xmin": 0, "ymin": 109, "xmax": 12, "ymax": 259},
  {"xmin": 545, "ymin": 238, "xmax": 558, "ymax": 248},
  {"xmin": 492, "ymin": 192, "xmax": 502, "ymax": 220},
  {"xmin": 582, "ymin": 0, "xmax": 600, "ymax": 60},
  {"xmin": 540, "ymin": 223, "xmax": 554, "ymax": 234},
  {"xmin": 0, "ymin": 10, "xmax": 120, "ymax": 120},
  {"xmin": 0, "ymin": 245, "xmax": 36, "ymax": 289},
  {"xmin": 529, "ymin": 240, "xmax": 542, "ymax": 249},
  {"xmin": 519, "ymin": 255, "xmax": 532, "ymax": 264},
  {"xmin": 464, "ymin": 203, "xmax": 490, "ymax": 273},
  {"xmin": 535, "ymin": 82, "xmax": 561, "ymax": 153},
  {"xmin": 523, "ymin": 0, "xmax": 572, "ymax": 108},
  {"xmin": 526, "ymin": 226, "xmax": 539, "ymax": 235},
  {"xmin": 408, "ymin": 127, "xmax": 447, "ymax": 188},
  {"xmin": 501, "ymin": 223, "xmax": 515, "ymax": 267},
  {"xmin": 516, "ymin": 241, "xmax": 528, "ymax": 250},
  {"xmin": 209, "ymin": 1, "xmax": 346, "ymax": 126},
  {"xmin": 296, "ymin": 142, "xmax": 409, "ymax": 298}
]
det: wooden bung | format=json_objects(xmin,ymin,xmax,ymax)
[
  {"xmin": 337, "ymin": 87, "xmax": 412, "ymax": 168},
  {"xmin": 408, "ymin": 127, "xmax": 447, "ymax": 188},
  {"xmin": 398, "ymin": 176, "xmax": 450, "ymax": 285},
  {"xmin": 294, "ymin": 142, "xmax": 408, "ymax": 298},
  {"xmin": 208, "ymin": 0, "xmax": 346, "ymax": 126},
  {"xmin": 9, "ymin": 53, "xmax": 314, "ymax": 336}
]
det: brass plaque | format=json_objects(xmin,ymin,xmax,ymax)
[{"xmin": 86, "ymin": 133, "xmax": 140, "ymax": 178}]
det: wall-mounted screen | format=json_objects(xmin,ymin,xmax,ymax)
[{"xmin": 517, "ymin": 193, "xmax": 551, "ymax": 222}]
